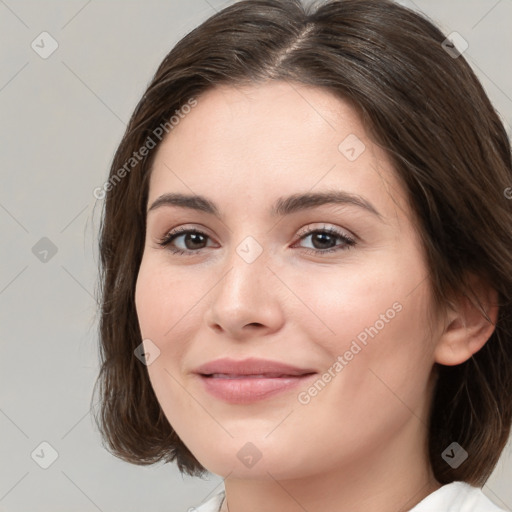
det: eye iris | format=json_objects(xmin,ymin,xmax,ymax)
[
  {"xmin": 184, "ymin": 232, "xmax": 207, "ymax": 250},
  {"xmin": 312, "ymin": 232, "xmax": 336, "ymax": 250}
]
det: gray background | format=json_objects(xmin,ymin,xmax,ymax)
[{"xmin": 1, "ymin": 0, "xmax": 511, "ymax": 511}]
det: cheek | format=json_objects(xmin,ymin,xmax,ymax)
[
  {"xmin": 134, "ymin": 258, "xmax": 208, "ymax": 379},
  {"xmin": 135, "ymin": 261, "xmax": 185, "ymax": 403},
  {"xmin": 135, "ymin": 260, "xmax": 195, "ymax": 343},
  {"xmin": 286, "ymin": 265, "xmax": 434, "ymax": 465},
  {"xmin": 134, "ymin": 261, "xmax": 200, "ymax": 423},
  {"xmin": 290, "ymin": 250, "xmax": 434, "ymax": 399},
  {"xmin": 291, "ymin": 257, "xmax": 427, "ymax": 348}
]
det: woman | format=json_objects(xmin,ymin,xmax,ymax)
[{"xmin": 92, "ymin": 0, "xmax": 512, "ymax": 510}]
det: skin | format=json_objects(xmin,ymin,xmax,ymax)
[{"xmin": 134, "ymin": 81, "xmax": 498, "ymax": 512}]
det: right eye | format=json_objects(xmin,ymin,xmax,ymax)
[{"xmin": 157, "ymin": 227, "xmax": 215, "ymax": 256}]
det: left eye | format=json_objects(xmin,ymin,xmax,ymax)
[
  {"xmin": 157, "ymin": 226, "xmax": 357, "ymax": 256},
  {"xmin": 294, "ymin": 227, "xmax": 356, "ymax": 254}
]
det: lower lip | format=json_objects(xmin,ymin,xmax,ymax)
[{"xmin": 197, "ymin": 374, "xmax": 317, "ymax": 404}]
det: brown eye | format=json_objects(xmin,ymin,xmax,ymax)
[
  {"xmin": 295, "ymin": 226, "xmax": 356, "ymax": 255},
  {"xmin": 158, "ymin": 228, "xmax": 212, "ymax": 255}
]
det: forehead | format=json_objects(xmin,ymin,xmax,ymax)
[
  {"xmin": 157, "ymin": 81, "xmax": 365, "ymax": 161},
  {"xmin": 147, "ymin": 81, "xmax": 410, "ymax": 223}
]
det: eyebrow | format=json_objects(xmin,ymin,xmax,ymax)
[{"xmin": 147, "ymin": 190, "xmax": 383, "ymax": 220}]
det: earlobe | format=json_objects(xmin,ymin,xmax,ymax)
[{"xmin": 434, "ymin": 274, "xmax": 499, "ymax": 367}]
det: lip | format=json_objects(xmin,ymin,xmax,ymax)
[
  {"xmin": 194, "ymin": 357, "xmax": 317, "ymax": 377},
  {"xmin": 193, "ymin": 357, "xmax": 318, "ymax": 404}
]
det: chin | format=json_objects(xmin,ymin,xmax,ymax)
[{"xmin": 191, "ymin": 441, "xmax": 312, "ymax": 481}]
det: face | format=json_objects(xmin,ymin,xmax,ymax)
[{"xmin": 135, "ymin": 81, "xmax": 441, "ymax": 480}]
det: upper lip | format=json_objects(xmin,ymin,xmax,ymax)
[{"xmin": 194, "ymin": 357, "xmax": 317, "ymax": 377}]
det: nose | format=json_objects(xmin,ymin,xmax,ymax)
[{"xmin": 204, "ymin": 242, "xmax": 285, "ymax": 340}]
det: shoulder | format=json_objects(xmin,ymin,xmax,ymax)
[
  {"xmin": 188, "ymin": 490, "xmax": 225, "ymax": 512},
  {"xmin": 411, "ymin": 481, "xmax": 507, "ymax": 512}
]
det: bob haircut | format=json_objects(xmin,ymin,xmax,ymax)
[{"xmin": 92, "ymin": 0, "xmax": 512, "ymax": 487}]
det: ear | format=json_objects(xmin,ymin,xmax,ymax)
[{"xmin": 434, "ymin": 273, "xmax": 499, "ymax": 366}]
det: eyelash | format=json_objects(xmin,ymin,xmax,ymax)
[{"xmin": 157, "ymin": 225, "xmax": 356, "ymax": 257}]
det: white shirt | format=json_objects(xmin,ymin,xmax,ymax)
[{"xmin": 188, "ymin": 482, "xmax": 506, "ymax": 512}]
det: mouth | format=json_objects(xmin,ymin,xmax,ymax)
[
  {"xmin": 194, "ymin": 357, "xmax": 317, "ymax": 377},
  {"xmin": 201, "ymin": 372, "xmax": 316, "ymax": 379},
  {"xmin": 193, "ymin": 357, "xmax": 318, "ymax": 404},
  {"xmin": 196, "ymin": 370, "xmax": 317, "ymax": 404}
]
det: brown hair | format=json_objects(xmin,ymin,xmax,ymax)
[{"xmin": 92, "ymin": 0, "xmax": 512, "ymax": 486}]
